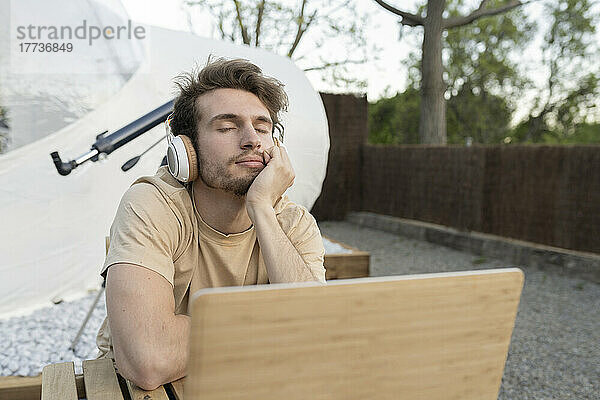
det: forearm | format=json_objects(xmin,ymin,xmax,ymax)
[{"xmin": 248, "ymin": 204, "xmax": 318, "ymax": 283}]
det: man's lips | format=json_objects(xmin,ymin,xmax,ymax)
[{"xmin": 235, "ymin": 157, "xmax": 264, "ymax": 168}]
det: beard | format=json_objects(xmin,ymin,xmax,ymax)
[{"xmin": 197, "ymin": 149, "xmax": 263, "ymax": 197}]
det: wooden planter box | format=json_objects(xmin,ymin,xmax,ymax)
[
  {"xmin": 323, "ymin": 236, "xmax": 370, "ymax": 280},
  {"xmin": 0, "ymin": 375, "xmax": 42, "ymax": 400}
]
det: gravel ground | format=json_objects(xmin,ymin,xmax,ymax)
[
  {"xmin": 0, "ymin": 291, "xmax": 105, "ymax": 376},
  {"xmin": 319, "ymin": 221, "xmax": 600, "ymax": 400},
  {"xmin": 1, "ymin": 220, "xmax": 598, "ymax": 400}
]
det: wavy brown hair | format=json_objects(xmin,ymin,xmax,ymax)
[{"xmin": 170, "ymin": 57, "xmax": 288, "ymax": 149}]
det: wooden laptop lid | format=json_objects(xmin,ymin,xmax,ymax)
[{"xmin": 186, "ymin": 268, "xmax": 524, "ymax": 400}]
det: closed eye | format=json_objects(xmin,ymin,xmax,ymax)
[{"xmin": 217, "ymin": 127, "xmax": 236, "ymax": 132}]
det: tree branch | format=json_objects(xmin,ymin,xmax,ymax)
[
  {"xmin": 443, "ymin": 0, "xmax": 528, "ymax": 30},
  {"xmin": 255, "ymin": 0, "xmax": 265, "ymax": 46},
  {"xmin": 217, "ymin": 11, "xmax": 228, "ymax": 40},
  {"xmin": 372, "ymin": 0, "xmax": 424, "ymax": 27},
  {"xmin": 303, "ymin": 58, "xmax": 365, "ymax": 72},
  {"xmin": 287, "ymin": 0, "xmax": 315, "ymax": 58},
  {"xmin": 232, "ymin": 0, "xmax": 250, "ymax": 45}
]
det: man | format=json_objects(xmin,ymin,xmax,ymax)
[{"xmin": 96, "ymin": 58, "xmax": 326, "ymax": 390}]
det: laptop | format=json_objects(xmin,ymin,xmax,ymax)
[{"xmin": 184, "ymin": 268, "xmax": 524, "ymax": 399}]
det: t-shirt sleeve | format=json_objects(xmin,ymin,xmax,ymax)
[
  {"xmin": 279, "ymin": 205, "xmax": 327, "ymax": 283},
  {"xmin": 101, "ymin": 183, "xmax": 180, "ymax": 286}
]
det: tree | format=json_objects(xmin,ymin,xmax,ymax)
[
  {"xmin": 374, "ymin": 0, "xmax": 527, "ymax": 144},
  {"xmin": 370, "ymin": 0, "xmax": 532, "ymax": 145},
  {"xmin": 513, "ymin": 0, "xmax": 599, "ymax": 143},
  {"xmin": 184, "ymin": 0, "xmax": 373, "ymax": 90}
]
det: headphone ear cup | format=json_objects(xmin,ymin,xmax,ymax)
[
  {"xmin": 179, "ymin": 135, "xmax": 198, "ymax": 182},
  {"xmin": 167, "ymin": 135, "xmax": 198, "ymax": 182}
]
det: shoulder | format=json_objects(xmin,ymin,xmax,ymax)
[
  {"xmin": 120, "ymin": 166, "xmax": 194, "ymax": 222},
  {"xmin": 109, "ymin": 168, "xmax": 196, "ymax": 263},
  {"xmin": 121, "ymin": 180, "xmax": 165, "ymax": 207},
  {"xmin": 117, "ymin": 182, "xmax": 174, "ymax": 226}
]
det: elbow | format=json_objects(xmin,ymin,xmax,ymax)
[
  {"xmin": 129, "ymin": 372, "xmax": 163, "ymax": 391},
  {"xmin": 114, "ymin": 349, "xmax": 169, "ymax": 391},
  {"xmin": 312, "ymin": 267, "xmax": 327, "ymax": 284},
  {"xmin": 132, "ymin": 370, "xmax": 164, "ymax": 391}
]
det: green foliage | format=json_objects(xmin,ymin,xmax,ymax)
[
  {"xmin": 442, "ymin": 0, "xmax": 533, "ymax": 144},
  {"xmin": 368, "ymin": 88, "xmax": 420, "ymax": 144},
  {"xmin": 369, "ymin": 84, "xmax": 512, "ymax": 145},
  {"xmin": 565, "ymin": 123, "xmax": 600, "ymax": 144},
  {"xmin": 446, "ymin": 84, "xmax": 512, "ymax": 144},
  {"xmin": 519, "ymin": 0, "xmax": 600, "ymax": 142},
  {"xmin": 510, "ymin": 121, "xmax": 600, "ymax": 144},
  {"xmin": 444, "ymin": 0, "xmax": 535, "ymax": 105}
]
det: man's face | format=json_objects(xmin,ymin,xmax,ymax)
[{"xmin": 194, "ymin": 88, "xmax": 275, "ymax": 197}]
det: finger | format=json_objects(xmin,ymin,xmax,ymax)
[
  {"xmin": 266, "ymin": 144, "xmax": 278, "ymax": 154},
  {"xmin": 263, "ymin": 149, "xmax": 271, "ymax": 164},
  {"xmin": 262, "ymin": 146, "xmax": 278, "ymax": 166},
  {"xmin": 266, "ymin": 145, "xmax": 281, "ymax": 160}
]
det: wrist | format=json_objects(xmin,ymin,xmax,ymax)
[{"xmin": 246, "ymin": 201, "xmax": 275, "ymax": 223}]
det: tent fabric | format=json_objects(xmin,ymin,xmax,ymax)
[{"xmin": 0, "ymin": 26, "xmax": 329, "ymax": 318}]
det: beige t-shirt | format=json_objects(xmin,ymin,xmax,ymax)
[{"xmin": 96, "ymin": 166, "xmax": 326, "ymax": 358}]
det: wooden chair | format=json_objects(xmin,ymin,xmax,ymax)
[{"xmin": 41, "ymin": 359, "xmax": 183, "ymax": 399}]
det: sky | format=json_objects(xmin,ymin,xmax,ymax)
[
  {"xmin": 119, "ymin": 0, "xmax": 597, "ymax": 123},
  {"xmin": 118, "ymin": 0, "xmax": 426, "ymax": 100}
]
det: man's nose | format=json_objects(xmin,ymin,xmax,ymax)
[{"xmin": 240, "ymin": 124, "xmax": 262, "ymax": 150}]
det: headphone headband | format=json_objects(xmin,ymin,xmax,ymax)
[{"xmin": 165, "ymin": 112, "xmax": 174, "ymax": 139}]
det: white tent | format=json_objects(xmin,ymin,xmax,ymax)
[{"xmin": 0, "ymin": 24, "xmax": 329, "ymax": 318}]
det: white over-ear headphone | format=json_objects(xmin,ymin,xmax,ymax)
[{"xmin": 165, "ymin": 113, "xmax": 198, "ymax": 182}]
